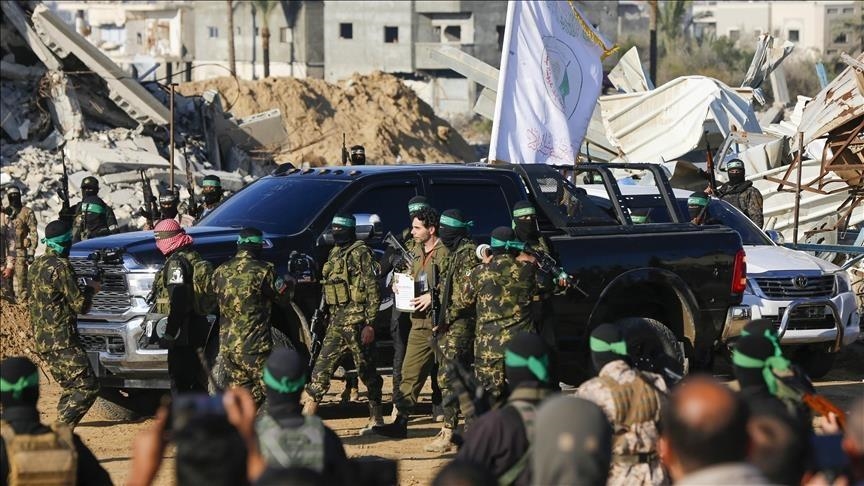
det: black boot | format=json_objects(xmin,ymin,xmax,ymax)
[{"xmin": 372, "ymin": 414, "xmax": 408, "ymax": 439}]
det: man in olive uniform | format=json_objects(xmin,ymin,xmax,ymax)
[
  {"xmin": 303, "ymin": 214, "xmax": 383, "ymax": 434},
  {"xmin": 28, "ymin": 220, "xmax": 102, "ymax": 426},
  {"xmin": 71, "ymin": 176, "xmax": 117, "ymax": 241},
  {"xmin": 715, "ymin": 159, "xmax": 763, "ymax": 228},
  {"xmin": 2, "ymin": 187, "xmax": 37, "ymax": 301},
  {"xmin": 458, "ymin": 227, "xmax": 537, "ymax": 404},
  {"xmin": 212, "ymin": 227, "xmax": 294, "ymax": 406},
  {"xmin": 426, "ymin": 209, "xmax": 478, "ymax": 452},
  {"xmin": 576, "ymin": 323, "xmax": 668, "ymax": 486},
  {"xmin": 374, "ymin": 207, "xmax": 449, "ymax": 438},
  {"xmin": 150, "ymin": 219, "xmax": 216, "ymax": 393}
]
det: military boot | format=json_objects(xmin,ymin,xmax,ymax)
[
  {"xmin": 359, "ymin": 402, "xmax": 385, "ymax": 436},
  {"xmin": 423, "ymin": 426, "xmax": 455, "ymax": 452},
  {"xmin": 371, "ymin": 413, "xmax": 409, "ymax": 439}
]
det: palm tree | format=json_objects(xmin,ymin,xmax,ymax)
[
  {"xmin": 227, "ymin": 0, "xmax": 236, "ymax": 77},
  {"xmin": 658, "ymin": 0, "xmax": 691, "ymax": 53},
  {"xmin": 250, "ymin": 0, "xmax": 279, "ymax": 78}
]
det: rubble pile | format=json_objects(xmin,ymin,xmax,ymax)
[{"xmin": 177, "ymin": 71, "xmax": 476, "ymax": 166}]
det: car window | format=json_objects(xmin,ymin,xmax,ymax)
[
  {"xmin": 427, "ymin": 182, "xmax": 511, "ymax": 237},
  {"xmin": 342, "ymin": 184, "xmax": 419, "ymax": 236},
  {"xmin": 199, "ymin": 177, "xmax": 347, "ymax": 234},
  {"xmin": 530, "ymin": 170, "xmax": 620, "ymax": 225}
]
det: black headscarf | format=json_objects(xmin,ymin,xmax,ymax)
[
  {"xmin": 331, "ymin": 213, "xmax": 356, "ymax": 246},
  {"xmin": 263, "ymin": 348, "xmax": 307, "ymax": 411},
  {"xmin": 43, "ymin": 219, "xmax": 73, "ymax": 257},
  {"xmin": 0, "ymin": 356, "xmax": 40, "ymax": 409},
  {"xmin": 589, "ymin": 323, "xmax": 629, "ymax": 373},
  {"xmin": 237, "ymin": 227, "xmax": 264, "ymax": 258},
  {"xmin": 407, "ymin": 196, "xmax": 430, "ymax": 218},
  {"xmin": 512, "ymin": 200, "xmax": 540, "ymax": 245},
  {"xmin": 489, "ymin": 226, "xmax": 521, "ymax": 257},
  {"xmin": 6, "ymin": 186, "xmax": 22, "ymax": 209},
  {"xmin": 505, "ymin": 332, "xmax": 550, "ymax": 387},
  {"xmin": 439, "ymin": 208, "xmax": 472, "ymax": 250}
]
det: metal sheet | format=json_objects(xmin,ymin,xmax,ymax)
[
  {"xmin": 607, "ymin": 46, "xmax": 653, "ymax": 93},
  {"xmin": 798, "ymin": 52, "xmax": 864, "ymax": 147}
]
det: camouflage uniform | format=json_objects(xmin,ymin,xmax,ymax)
[
  {"xmin": 576, "ymin": 360, "xmax": 667, "ymax": 486},
  {"xmin": 437, "ymin": 239, "xmax": 478, "ymax": 429},
  {"xmin": 151, "ymin": 247, "xmax": 216, "ymax": 393},
  {"xmin": 306, "ymin": 240, "xmax": 382, "ymax": 405},
  {"xmin": 27, "ymin": 248, "xmax": 100, "ymax": 426},
  {"xmin": 717, "ymin": 181, "xmax": 763, "ymax": 228},
  {"xmin": 0, "ymin": 211, "xmax": 17, "ymax": 301},
  {"xmin": 212, "ymin": 249, "xmax": 292, "ymax": 406},
  {"xmin": 71, "ymin": 197, "xmax": 117, "ymax": 241},
  {"xmin": 4, "ymin": 205, "xmax": 37, "ymax": 300},
  {"xmin": 456, "ymin": 255, "xmax": 537, "ymax": 404}
]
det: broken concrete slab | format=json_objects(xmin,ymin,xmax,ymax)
[
  {"xmin": 68, "ymin": 170, "xmax": 93, "ymax": 191},
  {"xmin": 106, "ymin": 188, "xmax": 137, "ymax": 207},
  {"xmin": 102, "ymin": 170, "xmax": 143, "ymax": 185},
  {"xmin": 44, "ymin": 70, "xmax": 85, "ymax": 139},
  {"xmin": 236, "ymin": 109, "xmax": 288, "ymax": 149},
  {"xmin": 0, "ymin": 96, "xmax": 29, "ymax": 141},
  {"xmin": 30, "ymin": 5, "xmax": 169, "ymax": 127},
  {"xmin": 66, "ymin": 140, "xmax": 171, "ymax": 175},
  {"xmin": 0, "ymin": 1, "xmax": 61, "ymax": 71}
]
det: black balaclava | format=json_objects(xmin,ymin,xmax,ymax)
[
  {"xmin": 733, "ymin": 333, "xmax": 789, "ymax": 393},
  {"xmin": 0, "ymin": 356, "xmax": 40, "ymax": 409},
  {"xmin": 263, "ymin": 347, "xmax": 307, "ymax": 411},
  {"xmin": 489, "ymin": 226, "xmax": 521, "ymax": 257},
  {"xmin": 350, "ymin": 145, "xmax": 366, "ymax": 166},
  {"xmin": 159, "ymin": 192, "xmax": 179, "ymax": 219},
  {"xmin": 505, "ymin": 332, "xmax": 551, "ymax": 388},
  {"xmin": 81, "ymin": 176, "xmax": 99, "ymax": 197},
  {"xmin": 512, "ymin": 200, "xmax": 540, "ymax": 245},
  {"xmin": 43, "ymin": 219, "xmax": 73, "ymax": 257},
  {"xmin": 237, "ymin": 227, "xmax": 264, "ymax": 259},
  {"xmin": 407, "ymin": 195, "xmax": 430, "ymax": 219},
  {"xmin": 7, "ymin": 187, "xmax": 22, "ymax": 209},
  {"xmin": 589, "ymin": 323, "xmax": 629, "ymax": 373},
  {"xmin": 331, "ymin": 213, "xmax": 356, "ymax": 246},
  {"xmin": 439, "ymin": 208, "xmax": 472, "ymax": 250},
  {"xmin": 201, "ymin": 175, "xmax": 223, "ymax": 205},
  {"xmin": 727, "ymin": 159, "xmax": 746, "ymax": 185},
  {"xmin": 688, "ymin": 191, "xmax": 710, "ymax": 221}
]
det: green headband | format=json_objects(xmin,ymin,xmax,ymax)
[
  {"xmin": 731, "ymin": 349, "xmax": 790, "ymax": 395},
  {"xmin": 513, "ymin": 207, "xmax": 536, "ymax": 218},
  {"xmin": 688, "ymin": 196, "xmax": 709, "ymax": 207},
  {"xmin": 589, "ymin": 336, "xmax": 628, "ymax": 356},
  {"xmin": 505, "ymin": 349, "xmax": 549, "ymax": 383},
  {"xmin": 237, "ymin": 235, "xmax": 263, "ymax": 245},
  {"xmin": 440, "ymin": 215, "xmax": 473, "ymax": 229},
  {"xmin": 727, "ymin": 161, "xmax": 745, "ymax": 170},
  {"xmin": 262, "ymin": 367, "xmax": 306, "ymax": 394},
  {"xmin": 81, "ymin": 202, "xmax": 105, "ymax": 214},
  {"xmin": 42, "ymin": 231, "xmax": 72, "ymax": 253},
  {"xmin": 408, "ymin": 202, "xmax": 429, "ymax": 213},
  {"xmin": 0, "ymin": 372, "xmax": 39, "ymax": 399},
  {"xmin": 331, "ymin": 216, "xmax": 355, "ymax": 227},
  {"xmin": 631, "ymin": 215, "xmax": 648, "ymax": 224},
  {"xmin": 202, "ymin": 179, "xmax": 221, "ymax": 187},
  {"xmin": 490, "ymin": 236, "xmax": 525, "ymax": 251}
]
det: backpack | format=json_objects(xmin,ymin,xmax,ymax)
[{"xmin": 0, "ymin": 421, "xmax": 77, "ymax": 486}]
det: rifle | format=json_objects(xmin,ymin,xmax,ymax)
[
  {"xmin": 428, "ymin": 334, "xmax": 491, "ymax": 421},
  {"xmin": 522, "ymin": 245, "xmax": 588, "ymax": 298},
  {"xmin": 341, "ymin": 133, "xmax": 349, "ymax": 165},
  {"xmin": 58, "ymin": 142, "xmax": 73, "ymax": 223},
  {"xmin": 182, "ymin": 144, "xmax": 199, "ymax": 219},
  {"xmin": 138, "ymin": 170, "xmax": 158, "ymax": 228},
  {"xmin": 308, "ymin": 294, "xmax": 329, "ymax": 367},
  {"xmin": 383, "ymin": 231, "xmax": 416, "ymax": 273},
  {"xmin": 776, "ymin": 373, "xmax": 847, "ymax": 430},
  {"xmin": 196, "ymin": 347, "xmax": 223, "ymax": 394},
  {"xmin": 703, "ymin": 131, "xmax": 718, "ymax": 195},
  {"xmin": 430, "ymin": 264, "xmax": 442, "ymax": 336}
]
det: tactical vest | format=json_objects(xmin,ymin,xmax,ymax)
[
  {"xmin": 598, "ymin": 372, "xmax": 663, "ymax": 453},
  {"xmin": 497, "ymin": 388, "xmax": 544, "ymax": 486},
  {"xmin": 75, "ymin": 202, "xmax": 109, "ymax": 240},
  {"xmin": 321, "ymin": 240, "xmax": 367, "ymax": 306},
  {"xmin": 0, "ymin": 421, "xmax": 77, "ymax": 486},
  {"xmin": 255, "ymin": 414, "xmax": 326, "ymax": 472}
]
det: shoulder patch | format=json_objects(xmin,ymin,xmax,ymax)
[
  {"xmin": 168, "ymin": 264, "xmax": 185, "ymax": 284},
  {"xmin": 275, "ymin": 277, "xmax": 288, "ymax": 294}
]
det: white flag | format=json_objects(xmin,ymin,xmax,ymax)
[{"xmin": 489, "ymin": 1, "xmax": 611, "ymax": 164}]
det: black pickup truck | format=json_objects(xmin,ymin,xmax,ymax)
[{"xmin": 70, "ymin": 163, "xmax": 745, "ymax": 410}]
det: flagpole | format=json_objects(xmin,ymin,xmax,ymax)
[{"xmin": 488, "ymin": 0, "xmax": 516, "ymax": 164}]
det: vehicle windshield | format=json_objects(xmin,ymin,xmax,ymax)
[
  {"xmin": 648, "ymin": 198, "xmax": 772, "ymax": 246},
  {"xmin": 198, "ymin": 177, "xmax": 348, "ymax": 234}
]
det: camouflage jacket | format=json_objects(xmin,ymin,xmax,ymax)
[
  {"xmin": 410, "ymin": 238, "xmax": 449, "ymax": 329},
  {"xmin": 212, "ymin": 250, "xmax": 293, "ymax": 356},
  {"xmin": 72, "ymin": 198, "xmax": 117, "ymax": 241},
  {"xmin": 151, "ymin": 247, "xmax": 216, "ymax": 343},
  {"xmin": 322, "ymin": 240, "xmax": 380, "ymax": 326},
  {"xmin": 28, "ymin": 248, "xmax": 95, "ymax": 352},
  {"xmin": 460, "ymin": 254, "xmax": 536, "ymax": 334},
  {"xmin": 718, "ymin": 181, "xmax": 763, "ymax": 228},
  {"xmin": 0, "ymin": 212, "xmax": 15, "ymax": 268},
  {"xmin": 6, "ymin": 206, "xmax": 37, "ymax": 259},
  {"xmin": 442, "ymin": 239, "xmax": 478, "ymax": 325}
]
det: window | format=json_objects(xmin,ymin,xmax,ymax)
[
  {"xmin": 427, "ymin": 183, "xmax": 511, "ymax": 237},
  {"xmin": 728, "ymin": 29, "xmax": 740, "ymax": 42},
  {"xmin": 342, "ymin": 185, "xmax": 419, "ymax": 237},
  {"xmin": 208, "ymin": 26, "xmax": 219, "ymax": 38},
  {"xmin": 444, "ymin": 25, "xmax": 461, "ymax": 42},
  {"xmin": 834, "ymin": 32, "xmax": 848, "ymax": 43},
  {"xmin": 384, "ymin": 26, "xmax": 399, "ymax": 43},
  {"xmin": 827, "ymin": 7, "xmax": 838, "ymax": 14},
  {"xmin": 788, "ymin": 29, "xmax": 800, "ymax": 42},
  {"xmin": 339, "ymin": 22, "xmax": 353, "ymax": 39},
  {"xmin": 842, "ymin": 7, "xmax": 853, "ymax": 13},
  {"xmin": 279, "ymin": 27, "xmax": 291, "ymax": 43},
  {"xmin": 136, "ymin": 32, "xmax": 142, "ymax": 45},
  {"xmin": 496, "ymin": 25, "xmax": 505, "ymax": 50}
]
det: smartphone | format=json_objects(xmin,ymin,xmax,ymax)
[{"xmin": 170, "ymin": 393, "xmax": 225, "ymax": 433}]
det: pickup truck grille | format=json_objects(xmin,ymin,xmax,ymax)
[
  {"xmin": 764, "ymin": 305, "xmax": 836, "ymax": 331},
  {"xmin": 753, "ymin": 276, "xmax": 834, "ymax": 299},
  {"xmin": 70, "ymin": 258, "xmax": 132, "ymax": 314},
  {"xmin": 79, "ymin": 334, "xmax": 126, "ymax": 354}
]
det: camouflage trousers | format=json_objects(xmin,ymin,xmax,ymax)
[
  {"xmin": 475, "ymin": 324, "xmax": 534, "ymax": 405},
  {"xmin": 307, "ymin": 324, "xmax": 382, "ymax": 404},
  {"xmin": 437, "ymin": 318, "xmax": 474, "ymax": 429},
  {"xmin": 13, "ymin": 259, "xmax": 28, "ymax": 301},
  {"xmin": 221, "ymin": 351, "xmax": 269, "ymax": 408},
  {"xmin": 41, "ymin": 345, "xmax": 100, "ymax": 427}
]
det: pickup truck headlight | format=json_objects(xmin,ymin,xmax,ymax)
[
  {"xmin": 835, "ymin": 272, "xmax": 851, "ymax": 294},
  {"xmin": 127, "ymin": 273, "xmax": 156, "ymax": 297}
]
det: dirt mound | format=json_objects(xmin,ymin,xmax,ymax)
[
  {"xmin": 177, "ymin": 72, "xmax": 476, "ymax": 166},
  {"xmin": 0, "ymin": 300, "xmax": 39, "ymax": 363}
]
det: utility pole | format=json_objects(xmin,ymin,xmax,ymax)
[{"xmin": 649, "ymin": 0, "xmax": 658, "ymax": 86}]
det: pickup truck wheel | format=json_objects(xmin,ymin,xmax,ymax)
[
  {"xmin": 614, "ymin": 317, "xmax": 686, "ymax": 378},
  {"xmin": 798, "ymin": 348, "xmax": 836, "ymax": 379},
  {"xmin": 94, "ymin": 389, "xmax": 163, "ymax": 421}
]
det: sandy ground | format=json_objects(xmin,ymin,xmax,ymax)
[{"xmin": 23, "ymin": 339, "xmax": 863, "ymax": 486}]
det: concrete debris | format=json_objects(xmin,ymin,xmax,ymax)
[
  {"xmin": 66, "ymin": 139, "xmax": 171, "ymax": 174},
  {"xmin": 44, "ymin": 70, "xmax": 85, "ymax": 138},
  {"xmin": 0, "ymin": 60, "xmax": 45, "ymax": 80},
  {"xmin": 236, "ymin": 109, "xmax": 289, "ymax": 150},
  {"xmin": 0, "ymin": 95, "xmax": 30, "ymax": 141}
]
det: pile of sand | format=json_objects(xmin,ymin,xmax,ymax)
[
  {"xmin": 177, "ymin": 71, "xmax": 476, "ymax": 166},
  {"xmin": 0, "ymin": 301, "xmax": 39, "ymax": 363}
]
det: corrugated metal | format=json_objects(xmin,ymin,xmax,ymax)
[{"xmin": 798, "ymin": 52, "xmax": 864, "ymax": 147}]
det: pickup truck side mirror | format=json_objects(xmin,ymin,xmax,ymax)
[{"xmin": 765, "ymin": 229, "xmax": 784, "ymax": 244}]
